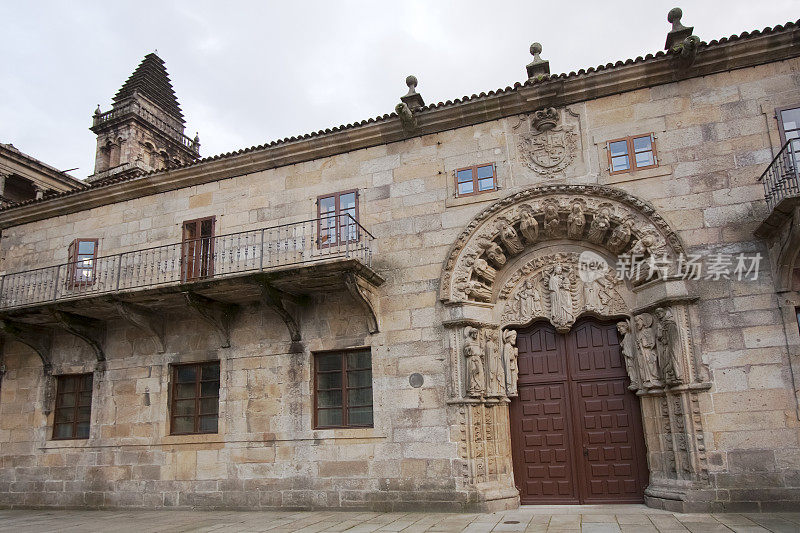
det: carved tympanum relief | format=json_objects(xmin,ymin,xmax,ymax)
[{"xmin": 499, "ymin": 252, "xmax": 627, "ymax": 332}]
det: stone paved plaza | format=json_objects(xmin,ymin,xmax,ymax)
[{"xmin": 0, "ymin": 506, "xmax": 799, "ymax": 533}]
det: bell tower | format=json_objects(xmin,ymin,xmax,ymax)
[{"xmin": 88, "ymin": 52, "xmax": 200, "ymax": 182}]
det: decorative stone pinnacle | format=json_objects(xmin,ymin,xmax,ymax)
[
  {"xmin": 400, "ymin": 74, "xmax": 424, "ymax": 110},
  {"xmin": 526, "ymin": 42, "xmax": 550, "ymax": 80},
  {"xmin": 94, "ymin": 105, "xmax": 101, "ymax": 116},
  {"xmin": 665, "ymin": 7, "xmax": 694, "ymax": 50},
  {"xmin": 405, "ymin": 75, "xmax": 418, "ymax": 96},
  {"xmin": 668, "ymin": 8, "xmax": 686, "ymax": 31}
]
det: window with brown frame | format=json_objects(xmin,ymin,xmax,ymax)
[
  {"xmin": 317, "ymin": 190, "xmax": 359, "ymax": 247},
  {"xmin": 455, "ymin": 163, "xmax": 496, "ymax": 197},
  {"xmin": 181, "ymin": 217, "xmax": 215, "ymax": 282},
  {"xmin": 53, "ymin": 373, "xmax": 93, "ymax": 440},
  {"xmin": 607, "ymin": 134, "xmax": 658, "ymax": 174},
  {"xmin": 314, "ymin": 349, "xmax": 373, "ymax": 429},
  {"xmin": 67, "ymin": 239, "xmax": 98, "ymax": 286},
  {"xmin": 170, "ymin": 361, "xmax": 220, "ymax": 435}
]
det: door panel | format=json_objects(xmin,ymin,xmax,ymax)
[
  {"xmin": 511, "ymin": 380, "xmax": 579, "ymax": 503},
  {"xmin": 517, "ymin": 324, "xmax": 565, "ymax": 385},
  {"xmin": 510, "ymin": 318, "xmax": 648, "ymax": 505},
  {"xmin": 182, "ymin": 217, "xmax": 215, "ymax": 281}
]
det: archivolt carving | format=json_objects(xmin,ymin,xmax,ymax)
[{"xmin": 440, "ymin": 185, "xmax": 685, "ymax": 303}]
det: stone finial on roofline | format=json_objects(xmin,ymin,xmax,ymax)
[
  {"xmin": 665, "ymin": 7, "xmax": 694, "ymax": 50},
  {"xmin": 400, "ymin": 75, "xmax": 425, "ymax": 110},
  {"xmin": 526, "ymin": 42, "xmax": 550, "ymax": 81}
]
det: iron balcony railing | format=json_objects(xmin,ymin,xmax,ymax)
[
  {"xmin": 0, "ymin": 215, "xmax": 373, "ymax": 311},
  {"xmin": 759, "ymin": 138, "xmax": 800, "ymax": 211}
]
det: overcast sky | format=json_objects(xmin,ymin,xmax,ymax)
[{"xmin": 1, "ymin": 1, "xmax": 797, "ymax": 180}]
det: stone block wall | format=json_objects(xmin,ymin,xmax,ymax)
[{"xmin": 0, "ymin": 57, "xmax": 799, "ymax": 510}]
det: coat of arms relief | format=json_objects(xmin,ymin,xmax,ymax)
[{"xmin": 514, "ymin": 107, "xmax": 581, "ymax": 177}]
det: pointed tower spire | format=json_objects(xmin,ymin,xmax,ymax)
[
  {"xmin": 113, "ymin": 53, "xmax": 184, "ymax": 123},
  {"xmin": 88, "ymin": 52, "xmax": 199, "ymax": 182}
]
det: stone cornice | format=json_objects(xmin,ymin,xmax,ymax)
[{"xmin": 1, "ymin": 25, "xmax": 799, "ymax": 229}]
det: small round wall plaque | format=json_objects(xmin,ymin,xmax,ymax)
[{"xmin": 409, "ymin": 373, "xmax": 424, "ymax": 388}]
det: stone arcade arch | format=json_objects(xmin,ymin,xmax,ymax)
[{"xmin": 439, "ymin": 185, "xmax": 713, "ymax": 511}]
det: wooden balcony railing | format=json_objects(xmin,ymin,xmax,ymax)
[{"xmin": 0, "ymin": 215, "xmax": 374, "ymax": 310}]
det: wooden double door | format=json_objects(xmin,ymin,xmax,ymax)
[{"xmin": 510, "ymin": 318, "xmax": 649, "ymax": 504}]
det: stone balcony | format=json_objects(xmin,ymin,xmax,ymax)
[{"xmin": 0, "ymin": 215, "xmax": 382, "ymax": 364}]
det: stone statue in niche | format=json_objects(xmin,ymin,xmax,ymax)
[
  {"xmin": 543, "ymin": 203, "xmax": 561, "ymax": 237},
  {"xmin": 607, "ymin": 219, "xmax": 633, "ymax": 254},
  {"xmin": 502, "ymin": 329, "xmax": 519, "ymax": 397},
  {"xmin": 587, "ymin": 207, "xmax": 611, "ymax": 245},
  {"xmin": 460, "ymin": 279, "xmax": 492, "ymax": 302},
  {"xmin": 497, "ymin": 219, "xmax": 524, "ymax": 255},
  {"xmin": 515, "ymin": 278, "xmax": 543, "ymax": 318},
  {"xmin": 479, "ymin": 238, "xmax": 507, "ymax": 267},
  {"xmin": 518, "ymin": 205, "xmax": 539, "ymax": 243},
  {"xmin": 464, "ymin": 326, "xmax": 485, "ymax": 397},
  {"xmin": 485, "ymin": 328, "xmax": 505, "ymax": 397},
  {"xmin": 654, "ymin": 307, "xmax": 683, "ymax": 385},
  {"xmin": 617, "ymin": 319, "xmax": 641, "ymax": 390},
  {"xmin": 567, "ymin": 201, "xmax": 585, "ymax": 239},
  {"xmin": 547, "ymin": 263, "xmax": 574, "ymax": 329},
  {"xmin": 634, "ymin": 313, "xmax": 662, "ymax": 388},
  {"xmin": 469, "ymin": 256, "xmax": 496, "ymax": 283}
]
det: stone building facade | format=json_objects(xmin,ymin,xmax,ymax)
[{"xmin": 0, "ymin": 10, "xmax": 799, "ymax": 512}]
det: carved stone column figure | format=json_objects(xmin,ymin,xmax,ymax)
[
  {"xmin": 502, "ymin": 329, "xmax": 519, "ymax": 397},
  {"xmin": 567, "ymin": 201, "xmax": 585, "ymax": 240},
  {"xmin": 634, "ymin": 313, "xmax": 662, "ymax": 388},
  {"xmin": 542, "ymin": 203, "xmax": 561, "ymax": 237},
  {"xmin": 607, "ymin": 219, "xmax": 633, "ymax": 254},
  {"xmin": 497, "ymin": 220, "xmax": 524, "ymax": 255},
  {"xmin": 654, "ymin": 307, "xmax": 683, "ymax": 385},
  {"xmin": 471, "ymin": 257, "xmax": 497, "ymax": 283},
  {"xmin": 617, "ymin": 319, "xmax": 641, "ymax": 390},
  {"xmin": 518, "ymin": 205, "xmax": 539, "ymax": 243},
  {"xmin": 587, "ymin": 207, "xmax": 611, "ymax": 244},
  {"xmin": 463, "ymin": 280, "xmax": 493, "ymax": 302},
  {"xmin": 479, "ymin": 238, "xmax": 507, "ymax": 267},
  {"xmin": 463, "ymin": 326, "xmax": 486, "ymax": 397},
  {"xmin": 485, "ymin": 329, "xmax": 505, "ymax": 397}
]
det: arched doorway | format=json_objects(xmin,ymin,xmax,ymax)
[{"xmin": 509, "ymin": 317, "xmax": 649, "ymax": 504}]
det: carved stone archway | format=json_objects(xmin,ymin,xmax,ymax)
[{"xmin": 440, "ymin": 185, "xmax": 713, "ymax": 511}]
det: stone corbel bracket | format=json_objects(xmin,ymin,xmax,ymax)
[
  {"xmin": 50, "ymin": 309, "xmax": 106, "ymax": 363},
  {"xmin": 183, "ymin": 291, "xmax": 239, "ymax": 348},
  {"xmin": 252, "ymin": 277, "xmax": 302, "ymax": 343},
  {"xmin": 0, "ymin": 318, "xmax": 54, "ymax": 374},
  {"xmin": 112, "ymin": 299, "xmax": 166, "ymax": 353},
  {"xmin": 344, "ymin": 272, "xmax": 380, "ymax": 334}
]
